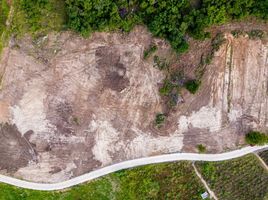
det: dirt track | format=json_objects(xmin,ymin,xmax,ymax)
[{"xmin": 0, "ymin": 26, "xmax": 267, "ymax": 182}]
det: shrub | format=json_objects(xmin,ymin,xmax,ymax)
[
  {"xmin": 197, "ymin": 144, "xmax": 206, "ymax": 153},
  {"xmin": 231, "ymin": 30, "xmax": 244, "ymax": 38},
  {"xmin": 185, "ymin": 80, "xmax": 200, "ymax": 94},
  {"xmin": 159, "ymin": 79, "xmax": 174, "ymax": 96},
  {"xmin": 155, "ymin": 113, "xmax": 166, "ymax": 128},
  {"xmin": 245, "ymin": 131, "xmax": 268, "ymax": 145}
]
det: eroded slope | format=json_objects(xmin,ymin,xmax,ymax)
[{"xmin": 0, "ymin": 27, "xmax": 267, "ymax": 182}]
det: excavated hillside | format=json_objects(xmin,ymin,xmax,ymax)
[{"xmin": 0, "ymin": 26, "xmax": 267, "ymax": 182}]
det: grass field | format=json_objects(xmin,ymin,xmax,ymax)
[
  {"xmin": 0, "ymin": 0, "xmax": 10, "ymax": 53},
  {"xmin": 0, "ymin": 161, "xmax": 207, "ymax": 200},
  {"xmin": 10, "ymin": 0, "xmax": 66, "ymax": 37},
  {"xmin": 196, "ymin": 154, "xmax": 268, "ymax": 200},
  {"xmin": 259, "ymin": 150, "xmax": 268, "ymax": 165}
]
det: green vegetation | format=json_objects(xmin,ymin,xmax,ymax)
[
  {"xmin": 0, "ymin": 162, "xmax": 207, "ymax": 200},
  {"xmin": 158, "ymin": 69, "xmax": 185, "ymax": 110},
  {"xmin": 72, "ymin": 116, "xmax": 79, "ymax": 125},
  {"xmin": 211, "ymin": 33, "xmax": 226, "ymax": 53},
  {"xmin": 231, "ymin": 30, "xmax": 245, "ymax": 38},
  {"xmin": 159, "ymin": 79, "xmax": 174, "ymax": 96},
  {"xmin": 245, "ymin": 131, "xmax": 268, "ymax": 145},
  {"xmin": 259, "ymin": 150, "xmax": 268, "ymax": 165},
  {"xmin": 154, "ymin": 113, "xmax": 166, "ymax": 128},
  {"xmin": 247, "ymin": 29, "xmax": 265, "ymax": 40},
  {"xmin": 11, "ymin": 0, "xmax": 66, "ymax": 37},
  {"xmin": 231, "ymin": 29, "xmax": 266, "ymax": 39},
  {"xmin": 65, "ymin": 0, "xmax": 268, "ymax": 52},
  {"xmin": 143, "ymin": 45, "xmax": 157, "ymax": 59},
  {"xmin": 185, "ymin": 79, "xmax": 200, "ymax": 94},
  {"xmin": 153, "ymin": 56, "xmax": 169, "ymax": 71},
  {"xmin": 197, "ymin": 144, "xmax": 206, "ymax": 153},
  {"xmin": 196, "ymin": 154, "xmax": 268, "ymax": 200},
  {"xmin": 0, "ymin": 0, "xmax": 10, "ymax": 53},
  {"xmin": 194, "ymin": 33, "xmax": 226, "ymax": 86}
]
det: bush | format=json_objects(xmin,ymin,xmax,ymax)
[
  {"xmin": 197, "ymin": 144, "xmax": 206, "ymax": 153},
  {"xmin": 185, "ymin": 80, "xmax": 200, "ymax": 94},
  {"xmin": 159, "ymin": 79, "xmax": 174, "ymax": 96},
  {"xmin": 231, "ymin": 30, "xmax": 244, "ymax": 38},
  {"xmin": 245, "ymin": 131, "xmax": 268, "ymax": 145},
  {"xmin": 155, "ymin": 113, "xmax": 166, "ymax": 128}
]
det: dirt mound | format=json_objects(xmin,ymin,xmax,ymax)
[{"xmin": 0, "ymin": 26, "xmax": 267, "ymax": 182}]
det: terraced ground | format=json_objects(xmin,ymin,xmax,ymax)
[
  {"xmin": 259, "ymin": 150, "xmax": 268, "ymax": 165},
  {"xmin": 0, "ymin": 161, "xmax": 207, "ymax": 200},
  {"xmin": 196, "ymin": 154, "xmax": 268, "ymax": 200}
]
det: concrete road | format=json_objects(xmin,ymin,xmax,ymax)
[{"xmin": 0, "ymin": 145, "xmax": 267, "ymax": 191}]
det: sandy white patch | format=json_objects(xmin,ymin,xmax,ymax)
[
  {"xmin": 91, "ymin": 119, "xmax": 121, "ymax": 165},
  {"xmin": 126, "ymin": 132, "xmax": 183, "ymax": 157},
  {"xmin": 178, "ymin": 106, "xmax": 222, "ymax": 133},
  {"xmin": 10, "ymin": 84, "xmax": 54, "ymax": 135}
]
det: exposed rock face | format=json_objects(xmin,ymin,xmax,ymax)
[
  {"xmin": 180, "ymin": 34, "xmax": 268, "ymax": 152},
  {"xmin": 0, "ymin": 27, "xmax": 267, "ymax": 183}
]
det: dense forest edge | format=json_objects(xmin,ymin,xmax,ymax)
[{"xmin": 0, "ymin": 0, "xmax": 267, "ymax": 54}]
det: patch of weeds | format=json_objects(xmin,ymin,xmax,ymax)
[
  {"xmin": 185, "ymin": 79, "xmax": 200, "ymax": 94},
  {"xmin": 11, "ymin": 0, "xmax": 67, "ymax": 37},
  {"xmin": 170, "ymin": 70, "xmax": 185, "ymax": 86},
  {"xmin": 247, "ymin": 29, "xmax": 264, "ymax": 40},
  {"xmin": 197, "ymin": 144, "xmax": 206, "ymax": 153},
  {"xmin": 159, "ymin": 78, "xmax": 174, "ymax": 96},
  {"xmin": 211, "ymin": 32, "xmax": 226, "ymax": 53},
  {"xmin": 231, "ymin": 30, "xmax": 244, "ymax": 38},
  {"xmin": 0, "ymin": 0, "xmax": 10, "ymax": 54},
  {"xmin": 193, "ymin": 33, "xmax": 226, "ymax": 92},
  {"xmin": 153, "ymin": 56, "xmax": 169, "ymax": 71},
  {"xmin": 143, "ymin": 45, "xmax": 157, "ymax": 59},
  {"xmin": 155, "ymin": 113, "xmax": 166, "ymax": 128},
  {"xmin": 72, "ymin": 116, "xmax": 79, "ymax": 125}
]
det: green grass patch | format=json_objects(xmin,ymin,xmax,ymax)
[
  {"xmin": 0, "ymin": 161, "xmax": 207, "ymax": 200},
  {"xmin": 196, "ymin": 154, "xmax": 268, "ymax": 200},
  {"xmin": 0, "ymin": 0, "xmax": 10, "ymax": 53},
  {"xmin": 11, "ymin": 0, "xmax": 67, "ymax": 37}
]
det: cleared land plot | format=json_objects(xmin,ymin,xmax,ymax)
[
  {"xmin": 0, "ymin": 161, "xmax": 207, "ymax": 200},
  {"xmin": 196, "ymin": 154, "xmax": 268, "ymax": 200},
  {"xmin": 259, "ymin": 150, "xmax": 268, "ymax": 166}
]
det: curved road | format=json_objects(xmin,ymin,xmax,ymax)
[{"xmin": 0, "ymin": 145, "xmax": 267, "ymax": 191}]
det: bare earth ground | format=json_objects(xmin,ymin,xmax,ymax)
[{"xmin": 0, "ymin": 26, "xmax": 267, "ymax": 183}]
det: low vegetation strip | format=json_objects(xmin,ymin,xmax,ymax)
[
  {"xmin": 0, "ymin": 0, "xmax": 10, "ymax": 53},
  {"xmin": 196, "ymin": 154, "xmax": 268, "ymax": 200},
  {"xmin": 259, "ymin": 150, "xmax": 268, "ymax": 166},
  {"xmin": 0, "ymin": 162, "xmax": 207, "ymax": 200}
]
